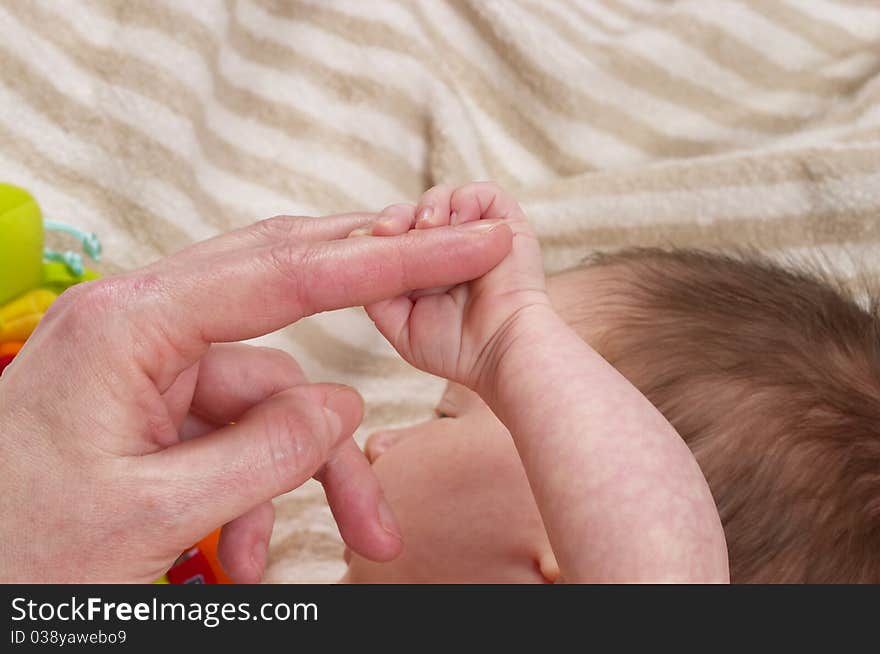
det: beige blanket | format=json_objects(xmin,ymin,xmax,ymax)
[{"xmin": 1, "ymin": 0, "xmax": 878, "ymax": 582}]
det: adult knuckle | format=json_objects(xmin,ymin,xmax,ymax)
[
  {"xmin": 67, "ymin": 280, "xmax": 111, "ymax": 317},
  {"xmin": 90, "ymin": 275, "xmax": 163, "ymax": 310},
  {"xmin": 43, "ymin": 281, "xmax": 88, "ymax": 320},
  {"xmin": 263, "ymin": 401, "xmax": 326, "ymax": 488},
  {"xmin": 54, "ymin": 278, "xmax": 135, "ymax": 332},
  {"xmin": 251, "ymin": 215, "xmax": 304, "ymax": 241},
  {"xmin": 251, "ymin": 216, "xmax": 284, "ymax": 239},
  {"xmin": 266, "ymin": 239, "xmax": 307, "ymax": 282},
  {"xmin": 266, "ymin": 239, "xmax": 316, "ymax": 313}
]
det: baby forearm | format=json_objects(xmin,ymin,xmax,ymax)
[{"xmin": 478, "ymin": 306, "xmax": 729, "ymax": 583}]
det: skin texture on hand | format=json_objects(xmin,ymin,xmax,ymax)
[{"xmin": 0, "ymin": 211, "xmax": 512, "ymax": 583}]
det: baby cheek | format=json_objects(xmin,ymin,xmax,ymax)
[{"xmin": 357, "ymin": 421, "xmax": 545, "ymax": 582}]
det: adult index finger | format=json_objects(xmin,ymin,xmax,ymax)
[
  {"xmin": 148, "ymin": 213, "xmax": 381, "ymax": 273},
  {"xmin": 128, "ymin": 222, "xmax": 513, "ymax": 388}
]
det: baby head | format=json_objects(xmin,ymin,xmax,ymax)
[{"xmin": 343, "ymin": 248, "xmax": 880, "ymax": 583}]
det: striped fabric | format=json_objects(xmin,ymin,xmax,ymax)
[{"xmin": 1, "ymin": 0, "xmax": 878, "ymax": 582}]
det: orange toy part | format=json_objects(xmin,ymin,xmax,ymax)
[
  {"xmin": 0, "ymin": 341, "xmax": 23, "ymax": 356},
  {"xmin": 197, "ymin": 528, "xmax": 233, "ymax": 584}
]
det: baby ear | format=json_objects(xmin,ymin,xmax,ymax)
[{"xmin": 537, "ymin": 549, "xmax": 560, "ymax": 584}]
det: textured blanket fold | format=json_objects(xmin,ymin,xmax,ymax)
[{"xmin": 1, "ymin": 0, "xmax": 878, "ymax": 582}]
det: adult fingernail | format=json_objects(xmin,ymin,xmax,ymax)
[
  {"xmin": 415, "ymin": 206, "xmax": 433, "ymax": 227},
  {"xmin": 323, "ymin": 387, "xmax": 359, "ymax": 437},
  {"xmin": 377, "ymin": 497, "xmax": 402, "ymax": 540},
  {"xmin": 454, "ymin": 220, "xmax": 502, "ymax": 233}
]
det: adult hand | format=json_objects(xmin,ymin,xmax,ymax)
[{"xmin": 0, "ymin": 212, "xmax": 512, "ymax": 582}]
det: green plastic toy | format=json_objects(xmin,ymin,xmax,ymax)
[
  {"xmin": 0, "ymin": 183, "xmax": 101, "ymax": 307},
  {"xmin": 0, "ymin": 183, "xmax": 44, "ymax": 306}
]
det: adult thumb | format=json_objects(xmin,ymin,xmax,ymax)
[{"xmin": 142, "ymin": 383, "xmax": 363, "ymax": 546}]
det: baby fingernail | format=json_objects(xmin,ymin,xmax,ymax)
[
  {"xmin": 450, "ymin": 211, "xmax": 460, "ymax": 225},
  {"xmin": 454, "ymin": 220, "xmax": 502, "ymax": 233},
  {"xmin": 415, "ymin": 206, "xmax": 434, "ymax": 227},
  {"xmin": 348, "ymin": 227, "xmax": 371, "ymax": 237},
  {"xmin": 377, "ymin": 497, "xmax": 402, "ymax": 540}
]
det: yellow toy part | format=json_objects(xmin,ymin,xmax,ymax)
[
  {"xmin": 0, "ymin": 289, "xmax": 57, "ymax": 344},
  {"xmin": 0, "ymin": 289, "xmax": 56, "ymax": 323},
  {"xmin": 0, "ymin": 183, "xmax": 44, "ymax": 306},
  {"xmin": 0, "ymin": 313, "xmax": 43, "ymax": 343}
]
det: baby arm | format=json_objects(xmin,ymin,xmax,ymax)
[
  {"xmin": 477, "ymin": 304, "xmax": 729, "ymax": 582},
  {"xmin": 357, "ymin": 184, "xmax": 729, "ymax": 582}
]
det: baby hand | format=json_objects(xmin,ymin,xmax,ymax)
[{"xmin": 352, "ymin": 183, "xmax": 551, "ymax": 392}]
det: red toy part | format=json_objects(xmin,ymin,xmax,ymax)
[
  {"xmin": 166, "ymin": 547, "xmax": 217, "ymax": 585},
  {"xmin": 0, "ymin": 353, "xmax": 15, "ymax": 375},
  {"xmin": 165, "ymin": 528, "xmax": 232, "ymax": 584}
]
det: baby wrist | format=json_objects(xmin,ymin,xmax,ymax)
[{"xmin": 470, "ymin": 303, "xmax": 565, "ymax": 406}]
